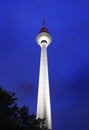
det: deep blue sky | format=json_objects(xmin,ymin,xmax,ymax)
[{"xmin": 0, "ymin": 0, "xmax": 89, "ymax": 130}]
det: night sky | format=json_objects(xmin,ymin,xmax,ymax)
[{"xmin": 0, "ymin": 0, "xmax": 89, "ymax": 130}]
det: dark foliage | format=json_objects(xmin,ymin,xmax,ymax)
[{"xmin": 0, "ymin": 87, "xmax": 49, "ymax": 130}]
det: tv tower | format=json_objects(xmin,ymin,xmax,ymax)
[{"xmin": 36, "ymin": 17, "xmax": 52, "ymax": 129}]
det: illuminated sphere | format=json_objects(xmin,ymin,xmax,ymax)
[{"xmin": 36, "ymin": 27, "xmax": 52, "ymax": 47}]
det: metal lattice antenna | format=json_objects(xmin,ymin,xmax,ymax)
[
  {"xmin": 43, "ymin": 15, "xmax": 46, "ymax": 27},
  {"xmin": 40, "ymin": 15, "xmax": 48, "ymax": 33}
]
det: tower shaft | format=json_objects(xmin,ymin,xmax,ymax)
[{"xmin": 37, "ymin": 44, "xmax": 52, "ymax": 129}]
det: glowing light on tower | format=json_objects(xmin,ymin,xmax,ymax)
[{"xmin": 36, "ymin": 17, "xmax": 52, "ymax": 129}]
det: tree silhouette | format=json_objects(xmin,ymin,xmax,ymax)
[{"xmin": 0, "ymin": 86, "xmax": 49, "ymax": 130}]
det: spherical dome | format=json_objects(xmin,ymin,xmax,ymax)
[{"xmin": 36, "ymin": 32, "xmax": 52, "ymax": 47}]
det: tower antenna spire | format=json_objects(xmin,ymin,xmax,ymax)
[{"xmin": 43, "ymin": 15, "xmax": 46, "ymax": 27}]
